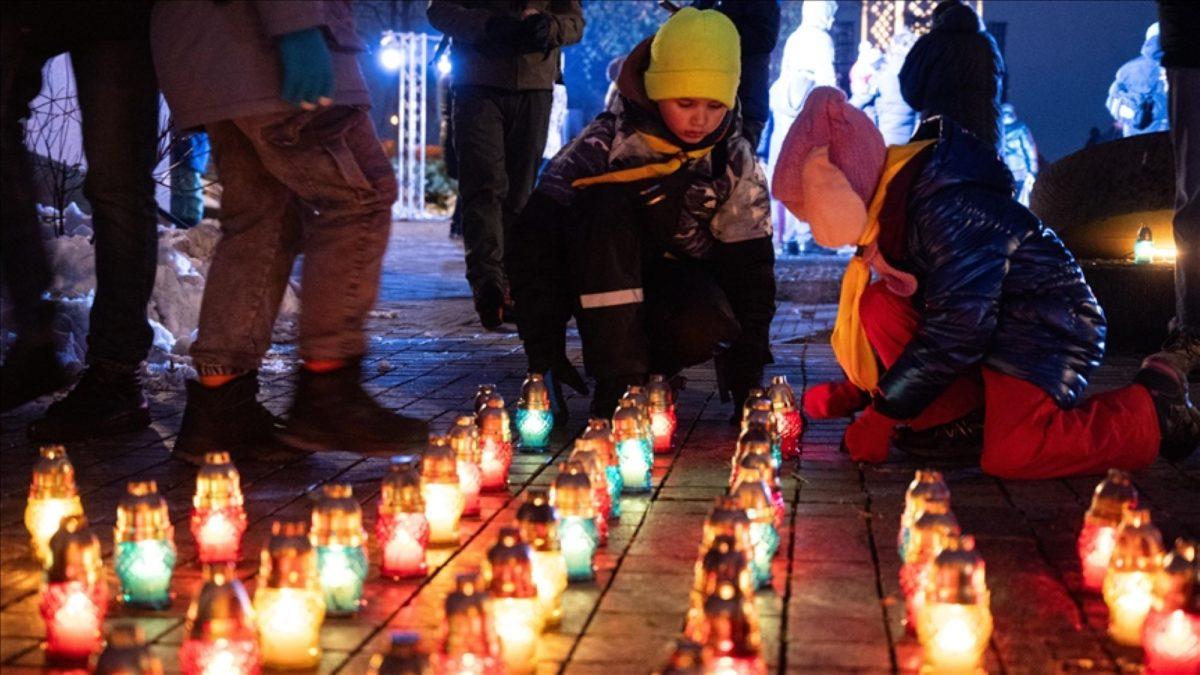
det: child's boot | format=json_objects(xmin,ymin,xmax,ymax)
[
  {"xmin": 802, "ymin": 380, "xmax": 869, "ymax": 420},
  {"xmin": 175, "ymin": 371, "xmax": 282, "ymax": 463},
  {"xmin": 278, "ymin": 359, "xmax": 429, "ymax": 455},
  {"xmin": 1135, "ymin": 355, "xmax": 1200, "ymax": 461}
]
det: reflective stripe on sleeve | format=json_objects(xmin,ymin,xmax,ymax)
[{"xmin": 579, "ymin": 288, "xmax": 644, "ymax": 309}]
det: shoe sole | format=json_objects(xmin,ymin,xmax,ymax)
[{"xmin": 27, "ymin": 408, "xmax": 152, "ymax": 442}]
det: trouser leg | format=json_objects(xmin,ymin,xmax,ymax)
[
  {"xmin": 859, "ymin": 281, "xmax": 984, "ymax": 429},
  {"xmin": 70, "ymin": 28, "xmax": 160, "ymax": 366},
  {"xmin": 453, "ymin": 85, "xmax": 509, "ymax": 298},
  {"xmin": 500, "ymin": 89, "xmax": 552, "ymax": 272},
  {"xmin": 644, "ymin": 257, "xmax": 741, "ymax": 376},
  {"xmin": 1168, "ymin": 67, "xmax": 1200, "ymax": 335},
  {"xmin": 977, "ymin": 368, "xmax": 1159, "ymax": 480}
]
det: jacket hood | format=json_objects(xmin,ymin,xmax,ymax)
[
  {"xmin": 616, "ymin": 36, "xmax": 737, "ymax": 150},
  {"xmin": 909, "ymin": 117, "xmax": 1014, "ymax": 202}
]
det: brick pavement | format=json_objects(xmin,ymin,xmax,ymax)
[{"xmin": 0, "ymin": 220, "xmax": 1196, "ymax": 674}]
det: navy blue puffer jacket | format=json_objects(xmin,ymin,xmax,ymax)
[{"xmin": 873, "ymin": 119, "xmax": 1107, "ymax": 420}]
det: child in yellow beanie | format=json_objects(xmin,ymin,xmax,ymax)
[{"xmin": 508, "ymin": 7, "xmax": 775, "ymax": 419}]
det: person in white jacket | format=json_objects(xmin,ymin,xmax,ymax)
[
  {"xmin": 1106, "ymin": 22, "xmax": 1169, "ymax": 138},
  {"xmin": 766, "ymin": 0, "xmax": 836, "ymax": 254}
]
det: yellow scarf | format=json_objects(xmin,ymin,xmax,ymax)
[
  {"xmin": 571, "ymin": 131, "xmax": 713, "ymax": 188},
  {"xmin": 831, "ymin": 139, "xmax": 935, "ymax": 392}
]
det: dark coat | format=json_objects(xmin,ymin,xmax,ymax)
[
  {"xmin": 694, "ymin": 0, "xmax": 781, "ymax": 130},
  {"xmin": 427, "ymin": 0, "xmax": 584, "ymax": 91},
  {"xmin": 898, "ymin": 0, "xmax": 1004, "ymax": 152},
  {"xmin": 873, "ymin": 119, "xmax": 1107, "ymax": 420},
  {"xmin": 1157, "ymin": 0, "xmax": 1200, "ymax": 69}
]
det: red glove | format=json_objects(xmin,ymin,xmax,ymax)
[
  {"xmin": 803, "ymin": 380, "xmax": 868, "ymax": 419},
  {"xmin": 842, "ymin": 408, "xmax": 898, "ymax": 463}
]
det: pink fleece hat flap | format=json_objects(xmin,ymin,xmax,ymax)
[{"xmin": 771, "ymin": 87, "xmax": 887, "ymax": 214}]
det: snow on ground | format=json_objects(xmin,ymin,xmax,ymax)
[{"xmin": 2, "ymin": 203, "xmax": 300, "ymax": 390}]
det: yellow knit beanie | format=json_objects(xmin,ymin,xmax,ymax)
[{"xmin": 644, "ymin": 7, "xmax": 741, "ymax": 108}]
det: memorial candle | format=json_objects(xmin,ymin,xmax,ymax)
[
  {"xmin": 377, "ymin": 456, "xmax": 429, "ymax": 579},
  {"xmin": 580, "ymin": 418, "xmax": 622, "ymax": 518},
  {"xmin": 40, "ymin": 516, "xmax": 106, "ymax": 666},
  {"xmin": 1103, "ymin": 506, "xmax": 1164, "ymax": 646},
  {"xmin": 767, "ymin": 376, "xmax": 802, "ymax": 460},
  {"xmin": 438, "ymin": 572, "xmax": 502, "ymax": 675},
  {"xmin": 732, "ymin": 450, "xmax": 783, "ymax": 529},
  {"xmin": 449, "ymin": 416, "xmax": 483, "ymax": 517},
  {"xmin": 421, "ymin": 435, "xmax": 465, "ymax": 546},
  {"xmin": 612, "ymin": 398, "xmax": 653, "ymax": 493},
  {"xmin": 569, "ymin": 439, "xmax": 611, "ymax": 546},
  {"xmin": 25, "ymin": 445, "xmax": 84, "ymax": 567},
  {"xmin": 899, "ymin": 471, "xmax": 951, "ymax": 563},
  {"xmin": 485, "ymin": 527, "xmax": 543, "ymax": 674},
  {"xmin": 178, "ymin": 563, "xmax": 260, "ymax": 675},
  {"xmin": 516, "ymin": 489, "xmax": 567, "ymax": 626},
  {"xmin": 516, "ymin": 373, "xmax": 554, "ymax": 451},
  {"xmin": 190, "ymin": 451, "xmax": 247, "ymax": 565},
  {"xmin": 686, "ymin": 580, "xmax": 765, "ymax": 675},
  {"xmin": 701, "ymin": 497, "xmax": 762, "ymax": 589},
  {"xmin": 1142, "ymin": 539, "xmax": 1199, "ymax": 674},
  {"xmin": 551, "ymin": 461, "xmax": 598, "ymax": 582},
  {"xmin": 114, "ymin": 480, "xmax": 176, "ymax": 610},
  {"xmin": 742, "ymin": 400, "xmax": 783, "ymax": 476},
  {"xmin": 1079, "ymin": 469, "xmax": 1138, "ymax": 592},
  {"xmin": 473, "ymin": 384, "xmax": 498, "ymax": 415},
  {"xmin": 476, "ymin": 397, "xmax": 513, "ymax": 491},
  {"xmin": 311, "ymin": 483, "xmax": 368, "ymax": 615},
  {"xmin": 900, "ymin": 498, "xmax": 960, "ymax": 634},
  {"xmin": 687, "ymin": 534, "xmax": 755, "ymax": 636},
  {"xmin": 254, "ymin": 519, "xmax": 325, "ymax": 670},
  {"xmin": 916, "ymin": 535, "xmax": 992, "ymax": 675},
  {"xmin": 730, "ymin": 469, "xmax": 780, "ymax": 589},
  {"xmin": 646, "ymin": 374, "xmax": 677, "ymax": 452}
]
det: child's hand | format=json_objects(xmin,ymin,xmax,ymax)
[
  {"xmin": 277, "ymin": 27, "xmax": 334, "ymax": 108},
  {"xmin": 841, "ymin": 408, "xmax": 897, "ymax": 463}
]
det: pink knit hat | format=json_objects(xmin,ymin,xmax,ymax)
[{"xmin": 771, "ymin": 87, "xmax": 887, "ymax": 214}]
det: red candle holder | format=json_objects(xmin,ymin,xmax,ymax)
[
  {"xmin": 376, "ymin": 457, "xmax": 429, "ymax": 579},
  {"xmin": 569, "ymin": 439, "xmax": 611, "ymax": 547},
  {"xmin": 1143, "ymin": 608, "xmax": 1200, "ymax": 674},
  {"xmin": 1079, "ymin": 469, "xmax": 1138, "ymax": 592},
  {"xmin": 900, "ymin": 500, "xmax": 960, "ymax": 634},
  {"xmin": 179, "ymin": 564, "xmax": 261, "ymax": 675},
  {"xmin": 191, "ymin": 452, "xmax": 247, "ymax": 564},
  {"xmin": 40, "ymin": 516, "xmax": 107, "ymax": 666},
  {"xmin": 767, "ymin": 376, "xmax": 802, "ymax": 460},
  {"xmin": 449, "ymin": 415, "xmax": 484, "ymax": 517},
  {"xmin": 477, "ymin": 398, "xmax": 513, "ymax": 491},
  {"xmin": 647, "ymin": 374, "xmax": 677, "ymax": 453}
]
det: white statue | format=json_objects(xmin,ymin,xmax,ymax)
[
  {"xmin": 874, "ymin": 29, "xmax": 919, "ymax": 147},
  {"xmin": 1001, "ymin": 103, "xmax": 1038, "ymax": 205},
  {"xmin": 767, "ymin": 0, "xmax": 838, "ymax": 253},
  {"xmin": 849, "ymin": 41, "xmax": 884, "ymax": 125},
  {"xmin": 1106, "ymin": 22, "xmax": 1169, "ymax": 138}
]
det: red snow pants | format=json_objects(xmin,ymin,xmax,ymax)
[{"xmin": 860, "ymin": 282, "xmax": 1161, "ymax": 479}]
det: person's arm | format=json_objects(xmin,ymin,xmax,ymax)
[
  {"xmin": 426, "ymin": 0, "xmax": 493, "ymax": 44},
  {"xmin": 543, "ymin": 0, "xmax": 585, "ymax": 48},
  {"xmin": 253, "ymin": 1, "xmax": 327, "ymax": 37},
  {"xmin": 872, "ymin": 190, "xmax": 1017, "ymax": 420}
]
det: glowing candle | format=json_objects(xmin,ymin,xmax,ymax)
[
  {"xmin": 516, "ymin": 488, "xmax": 567, "ymax": 626},
  {"xmin": 742, "ymin": 399, "xmax": 783, "ymax": 477},
  {"xmin": 368, "ymin": 631, "xmax": 431, "ymax": 674},
  {"xmin": 1103, "ymin": 506, "xmax": 1164, "ymax": 646},
  {"xmin": 732, "ymin": 448, "xmax": 784, "ymax": 530},
  {"xmin": 190, "ymin": 451, "xmax": 248, "ymax": 565},
  {"xmin": 685, "ymin": 580, "xmax": 764, "ymax": 673},
  {"xmin": 899, "ymin": 470, "xmax": 951, "ymax": 563},
  {"xmin": 581, "ymin": 418, "xmax": 622, "ymax": 518},
  {"xmin": 178, "ymin": 563, "xmax": 261, "ymax": 675},
  {"xmin": 254, "ymin": 519, "xmax": 325, "ymax": 669},
  {"xmin": 311, "ymin": 483, "xmax": 368, "ymax": 615},
  {"xmin": 1141, "ymin": 538, "xmax": 1199, "ymax": 673},
  {"xmin": 25, "ymin": 445, "xmax": 84, "ymax": 567},
  {"xmin": 687, "ymin": 534, "xmax": 755, "ymax": 636},
  {"xmin": 1079, "ymin": 469, "xmax": 1139, "ymax": 592},
  {"xmin": 646, "ymin": 374, "xmax": 677, "ymax": 453},
  {"xmin": 900, "ymin": 498, "xmax": 960, "ymax": 634},
  {"xmin": 701, "ymin": 496, "xmax": 763, "ymax": 589},
  {"xmin": 767, "ymin": 376, "xmax": 803, "ymax": 461},
  {"xmin": 377, "ymin": 456, "xmax": 429, "ymax": 579},
  {"xmin": 1134, "ymin": 225, "xmax": 1155, "ymax": 264},
  {"xmin": 422, "ymin": 435, "xmax": 465, "ymax": 546},
  {"xmin": 449, "ymin": 416, "xmax": 483, "ymax": 517},
  {"xmin": 516, "ymin": 372, "xmax": 554, "ymax": 451},
  {"xmin": 40, "ymin": 516, "xmax": 106, "ymax": 666},
  {"xmin": 612, "ymin": 398, "xmax": 653, "ymax": 493},
  {"xmin": 473, "ymin": 384, "xmax": 498, "ymax": 415},
  {"xmin": 114, "ymin": 480, "xmax": 176, "ymax": 609},
  {"xmin": 438, "ymin": 572, "xmax": 503, "ymax": 674},
  {"xmin": 485, "ymin": 527, "xmax": 543, "ymax": 673},
  {"xmin": 731, "ymin": 470, "xmax": 780, "ymax": 590},
  {"xmin": 476, "ymin": 397, "xmax": 513, "ymax": 491},
  {"xmin": 95, "ymin": 623, "xmax": 163, "ymax": 674},
  {"xmin": 915, "ymin": 535, "xmax": 991, "ymax": 674},
  {"xmin": 569, "ymin": 440, "xmax": 611, "ymax": 546},
  {"xmin": 552, "ymin": 461, "xmax": 599, "ymax": 582}
]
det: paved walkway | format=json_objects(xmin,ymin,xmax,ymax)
[{"xmin": 1, "ymin": 220, "xmax": 1196, "ymax": 673}]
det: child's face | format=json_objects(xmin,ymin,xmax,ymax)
[{"xmin": 656, "ymin": 98, "xmax": 728, "ymax": 144}]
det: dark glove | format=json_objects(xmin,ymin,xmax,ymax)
[
  {"xmin": 277, "ymin": 27, "xmax": 334, "ymax": 107},
  {"xmin": 626, "ymin": 166, "xmax": 698, "ymax": 257},
  {"xmin": 520, "ymin": 12, "xmax": 551, "ymax": 52},
  {"xmin": 484, "ymin": 14, "xmax": 524, "ymax": 54},
  {"xmin": 841, "ymin": 408, "xmax": 898, "ymax": 463}
]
